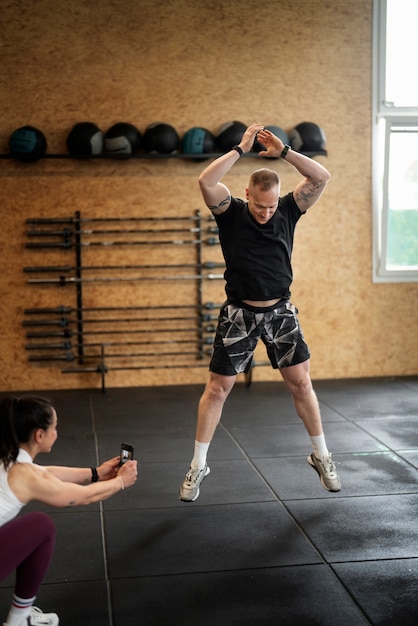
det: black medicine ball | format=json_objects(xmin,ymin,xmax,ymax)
[
  {"xmin": 66, "ymin": 122, "xmax": 104, "ymax": 158},
  {"xmin": 9, "ymin": 126, "xmax": 47, "ymax": 162},
  {"xmin": 143, "ymin": 123, "xmax": 180, "ymax": 154},
  {"xmin": 104, "ymin": 122, "xmax": 142, "ymax": 157},
  {"xmin": 181, "ymin": 127, "xmax": 216, "ymax": 159},
  {"xmin": 215, "ymin": 121, "xmax": 247, "ymax": 152},
  {"xmin": 289, "ymin": 122, "xmax": 327, "ymax": 156}
]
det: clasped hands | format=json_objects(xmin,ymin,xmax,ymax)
[{"xmin": 239, "ymin": 123, "xmax": 284, "ymax": 158}]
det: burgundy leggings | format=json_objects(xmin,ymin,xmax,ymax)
[{"xmin": 0, "ymin": 512, "xmax": 56, "ymax": 598}]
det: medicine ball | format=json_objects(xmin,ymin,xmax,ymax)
[
  {"xmin": 66, "ymin": 122, "xmax": 104, "ymax": 158},
  {"xmin": 104, "ymin": 122, "xmax": 142, "ymax": 157},
  {"xmin": 215, "ymin": 121, "xmax": 247, "ymax": 152},
  {"xmin": 142, "ymin": 122, "xmax": 180, "ymax": 154},
  {"xmin": 181, "ymin": 127, "xmax": 216, "ymax": 159},
  {"xmin": 9, "ymin": 126, "xmax": 47, "ymax": 162},
  {"xmin": 252, "ymin": 125, "xmax": 290, "ymax": 157},
  {"xmin": 289, "ymin": 122, "xmax": 327, "ymax": 156}
]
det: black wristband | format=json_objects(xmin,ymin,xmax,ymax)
[
  {"xmin": 280, "ymin": 145, "xmax": 290, "ymax": 159},
  {"xmin": 232, "ymin": 145, "xmax": 244, "ymax": 157},
  {"xmin": 91, "ymin": 467, "xmax": 99, "ymax": 483}
]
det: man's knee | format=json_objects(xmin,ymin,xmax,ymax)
[
  {"xmin": 205, "ymin": 373, "xmax": 236, "ymax": 400},
  {"xmin": 288, "ymin": 377, "xmax": 312, "ymax": 399}
]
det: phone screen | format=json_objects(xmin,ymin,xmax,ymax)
[{"xmin": 120, "ymin": 443, "xmax": 134, "ymax": 466}]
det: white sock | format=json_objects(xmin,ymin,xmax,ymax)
[
  {"xmin": 310, "ymin": 434, "xmax": 329, "ymax": 461},
  {"xmin": 6, "ymin": 594, "xmax": 35, "ymax": 626},
  {"xmin": 191, "ymin": 440, "xmax": 210, "ymax": 470}
]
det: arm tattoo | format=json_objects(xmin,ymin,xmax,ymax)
[
  {"xmin": 295, "ymin": 180, "xmax": 323, "ymax": 203},
  {"xmin": 208, "ymin": 195, "xmax": 231, "ymax": 211}
]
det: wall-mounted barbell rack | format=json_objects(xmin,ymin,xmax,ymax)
[{"xmin": 23, "ymin": 209, "xmax": 228, "ymax": 391}]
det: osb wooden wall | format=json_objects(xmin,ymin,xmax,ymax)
[{"xmin": 0, "ymin": 0, "xmax": 417, "ymax": 391}]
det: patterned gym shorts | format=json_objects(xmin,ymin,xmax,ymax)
[{"xmin": 209, "ymin": 301, "xmax": 310, "ymax": 376}]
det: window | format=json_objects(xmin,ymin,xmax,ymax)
[{"xmin": 372, "ymin": 0, "xmax": 418, "ymax": 281}]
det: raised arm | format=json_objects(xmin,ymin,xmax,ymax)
[
  {"xmin": 199, "ymin": 123, "xmax": 264, "ymax": 214},
  {"xmin": 257, "ymin": 128, "xmax": 331, "ymax": 212}
]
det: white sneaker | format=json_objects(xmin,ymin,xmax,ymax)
[
  {"xmin": 307, "ymin": 453, "xmax": 341, "ymax": 492},
  {"xmin": 8, "ymin": 606, "xmax": 60, "ymax": 626},
  {"xmin": 179, "ymin": 465, "xmax": 210, "ymax": 501}
]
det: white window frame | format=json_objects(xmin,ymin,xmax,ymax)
[{"xmin": 372, "ymin": 0, "xmax": 418, "ymax": 282}]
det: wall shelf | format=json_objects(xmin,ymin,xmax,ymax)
[{"xmin": 0, "ymin": 150, "xmax": 319, "ymax": 161}]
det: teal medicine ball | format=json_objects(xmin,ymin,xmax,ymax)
[
  {"xmin": 9, "ymin": 126, "xmax": 47, "ymax": 162},
  {"xmin": 181, "ymin": 127, "xmax": 216, "ymax": 159}
]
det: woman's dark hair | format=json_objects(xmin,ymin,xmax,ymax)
[{"xmin": 0, "ymin": 395, "xmax": 55, "ymax": 468}]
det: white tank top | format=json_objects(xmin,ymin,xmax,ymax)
[{"xmin": 0, "ymin": 449, "xmax": 33, "ymax": 526}]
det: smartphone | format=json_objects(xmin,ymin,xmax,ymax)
[{"xmin": 119, "ymin": 442, "xmax": 134, "ymax": 467}]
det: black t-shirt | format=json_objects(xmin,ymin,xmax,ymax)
[{"xmin": 214, "ymin": 192, "xmax": 302, "ymax": 301}]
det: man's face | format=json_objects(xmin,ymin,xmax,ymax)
[{"xmin": 246, "ymin": 184, "xmax": 280, "ymax": 224}]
